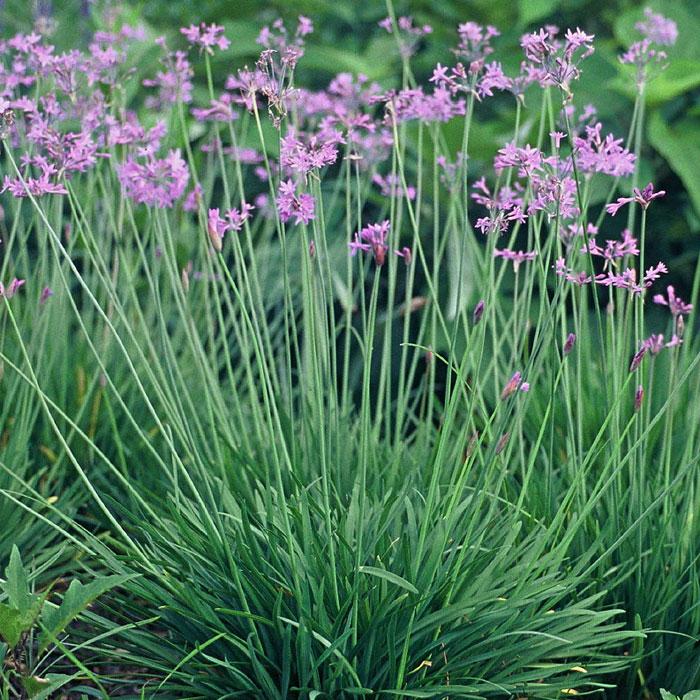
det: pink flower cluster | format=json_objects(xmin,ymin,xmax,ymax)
[
  {"xmin": 180, "ymin": 23, "xmax": 230, "ymax": 54},
  {"xmin": 116, "ymin": 150, "xmax": 189, "ymax": 209},
  {"xmin": 277, "ymin": 180, "xmax": 315, "ymax": 226},
  {"xmin": 207, "ymin": 204, "xmax": 255, "ymax": 250},
  {"xmin": 349, "ymin": 220, "xmax": 392, "ymax": 266},
  {"xmin": 620, "ymin": 7, "xmax": 677, "ymax": 88}
]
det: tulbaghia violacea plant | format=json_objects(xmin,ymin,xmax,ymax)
[{"xmin": 0, "ymin": 6, "xmax": 697, "ymax": 699}]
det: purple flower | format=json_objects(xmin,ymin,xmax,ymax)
[
  {"xmin": 642, "ymin": 333, "xmax": 683, "ymax": 355},
  {"xmin": 635, "ymin": 8, "xmax": 678, "ymax": 46},
  {"xmin": 298, "ymin": 16, "xmax": 314, "ymax": 37},
  {"xmin": 183, "ymin": 184, "xmax": 203, "ymax": 212},
  {"xmin": 373, "ymin": 173, "xmax": 416, "ymax": 200},
  {"xmin": 0, "ymin": 278, "xmax": 25, "ymax": 299},
  {"xmin": 349, "ymin": 220, "xmax": 391, "ymax": 265},
  {"xmin": 520, "ymin": 25, "xmax": 594, "ymax": 92},
  {"xmin": 255, "ymin": 16, "xmax": 312, "ymax": 76},
  {"xmin": 375, "ymin": 84, "xmax": 465, "ymax": 126},
  {"xmin": 501, "ymin": 371, "xmax": 528, "ymax": 399},
  {"xmin": 225, "ymin": 202, "xmax": 255, "ymax": 232},
  {"xmin": 574, "ymin": 122, "xmax": 635, "ymax": 177},
  {"xmin": 454, "ymin": 21, "xmax": 499, "ymax": 64},
  {"xmin": 191, "ymin": 95, "xmax": 238, "ymax": 122},
  {"xmin": 206, "ymin": 202, "xmax": 255, "ymax": 242},
  {"xmin": 277, "ymin": 179, "xmax": 315, "ymax": 226},
  {"xmin": 583, "ymin": 229, "xmax": 639, "ymax": 264},
  {"xmin": 555, "ymin": 258, "xmax": 593, "ymax": 286},
  {"xmin": 430, "ymin": 63, "xmax": 450, "ymax": 84},
  {"xmin": 595, "ymin": 262, "xmax": 667, "ymax": 295},
  {"xmin": 653, "ymin": 285, "xmax": 692, "ymax": 318},
  {"xmin": 471, "ymin": 176, "xmax": 529, "ymax": 235},
  {"xmin": 116, "ymin": 149, "xmax": 189, "ymax": 209},
  {"xmin": 550, "ymin": 131, "xmax": 566, "ymax": 149},
  {"xmin": 620, "ymin": 39, "xmax": 669, "ymax": 89},
  {"xmin": 635, "ymin": 384, "xmax": 644, "ymax": 412},
  {"xmin": 280, "ymin": 130, "xmax": 339, "ymax": 175},
  {"xmin": 563, "ymin": 332, "xmax": 576, "ymax": 355},
  {"xmin": 378, "ymin": 15, "xmax": 432, "ymax": 58},
  {"xmin": 105, "ymin": 114, "xmax": 166, "ymax": 148},
  {"xmin": 394, "ymin": 246, "xmax": 412, "ymax": 265},
  {"xmin": 606, "ymin": 183, "xmax": 665, "ymax": 216},
  {"xmin": 143, "ymin": 49, "xmax": 193, "ymax": 106},
  {"xmin": 494, "ymin": 248, "xmax": 537, "ymax": 270},
  {"xmin": 494, "ymin": 142, "xmax": 543, "ymax": 175},
  {"xmin": 473, "ymin": 299, "xmax": 485, "ymax": 324},
  {"xmin": 207, "ymin": 208, "xmax": 227, "ymax": 251},
  {"xmin": 40, "ymin": 286, "xmax": 54, "ymax": 304},
  {"xmin": 181, "ymin": 23, "xmax": 230, "ymax": 54},
  {"xmin": 2, "ymin": 172, "xmax": 68, "ymax": 198}
]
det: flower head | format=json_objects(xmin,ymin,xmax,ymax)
[
  {"xmin": 606, "ymin": 183, "xmax": 665, "ymax": 216},
  {"xmin": 349, "ymin": 220, "xmax": 391, "ymax": 265},
  {"xmin": 116, "ymin": 149, "xmax": 189, "ymax": 209},
  {"xmin": 0, "ymin": 278, "xmax": 25, "ymax": 299},
  {"xmin": 653, "ymin": 285, "xmax": 692, "ymax": 318},
  {"xmin": 277, "ymin": 179, "xmax": 315, "ymax": 225},
  {"xmin": 635, "ymin": 8, "xmax": 678, "ymax": 46},
  {"xmin": 494, "ymin": 248, "xmax": 537, "ymax": 270},
  {"xmin": 181, "ymin": 23, "xmax": 230, "ymax": 54},
  {"xmin": 520, "ymin": 25, "xmax": 594, "ymax": 93}
]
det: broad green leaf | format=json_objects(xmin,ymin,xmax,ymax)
[
  {"xmin": 609, "ymin": 61, "xmax": 700, "ymax": 105},
  {"xmin": 518, "ymin": 0, "xmax": 560, "ymax": 26},
  {"xmin": 301, "ymin": 45, "xmax": 384, "ymax": 80},
  {"xmin": 648, "ymin": 111, "xmax": 700, "ymax": 215},
  {"xmin": 24, "ymin": 673, "xmax": 74, "ymax": 700},
  {"xmin": 682, "ymin": 693, "xmax": 700, "ymax": 700},
  {"xmin": 0, "ymin": 600, "xmax": 43, "ymax": 648},
  {"xmin": 358, "ymin": 566, "xmax": 419, "ymax": 594},
  {"xmin": 0, "ymin": 604, "xmax": 26, "ymax": 647},
  {"xmin": 5, "ymin": 545, "xmax": 31, "ymax": 612},
  {"xmin": 660, "ymin": 691, "xmax": 678, "ymax": 700},
  {"xmin": 38, "ymin": 574, "xmax": 133, "ymax": 653}
]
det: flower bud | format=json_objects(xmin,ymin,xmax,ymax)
[
  {"xmin": 208, "ymin": 222, "xmax": 223, "ymax": 252},
  {"xmin": 563, "ymin": 332, "xmax": 576, "ymax": 355},
  {"xmin": 634, "ymin": 384, "xmax": 644, "ymax": 412},
  {"xmin": 676, "ymin": 314, "xmax": 685, "ymax": 338},
  {"xmin": 629, "ymin": 346, "xmax": 647, "ymax": 372},
  {"xmin": 396, "ymin": 246, "xmax": 412, "ymax": 265},
  {"xmin": 495, "ymin": 432, "xmax": 510, "ymax": 455},
  {"xmin": 473, "ymin": 299, "xmax": 485, "ymax": 324},
  {"xmin": 501, "ymin": 371, "xmax": 522, "ymax": 400}
]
